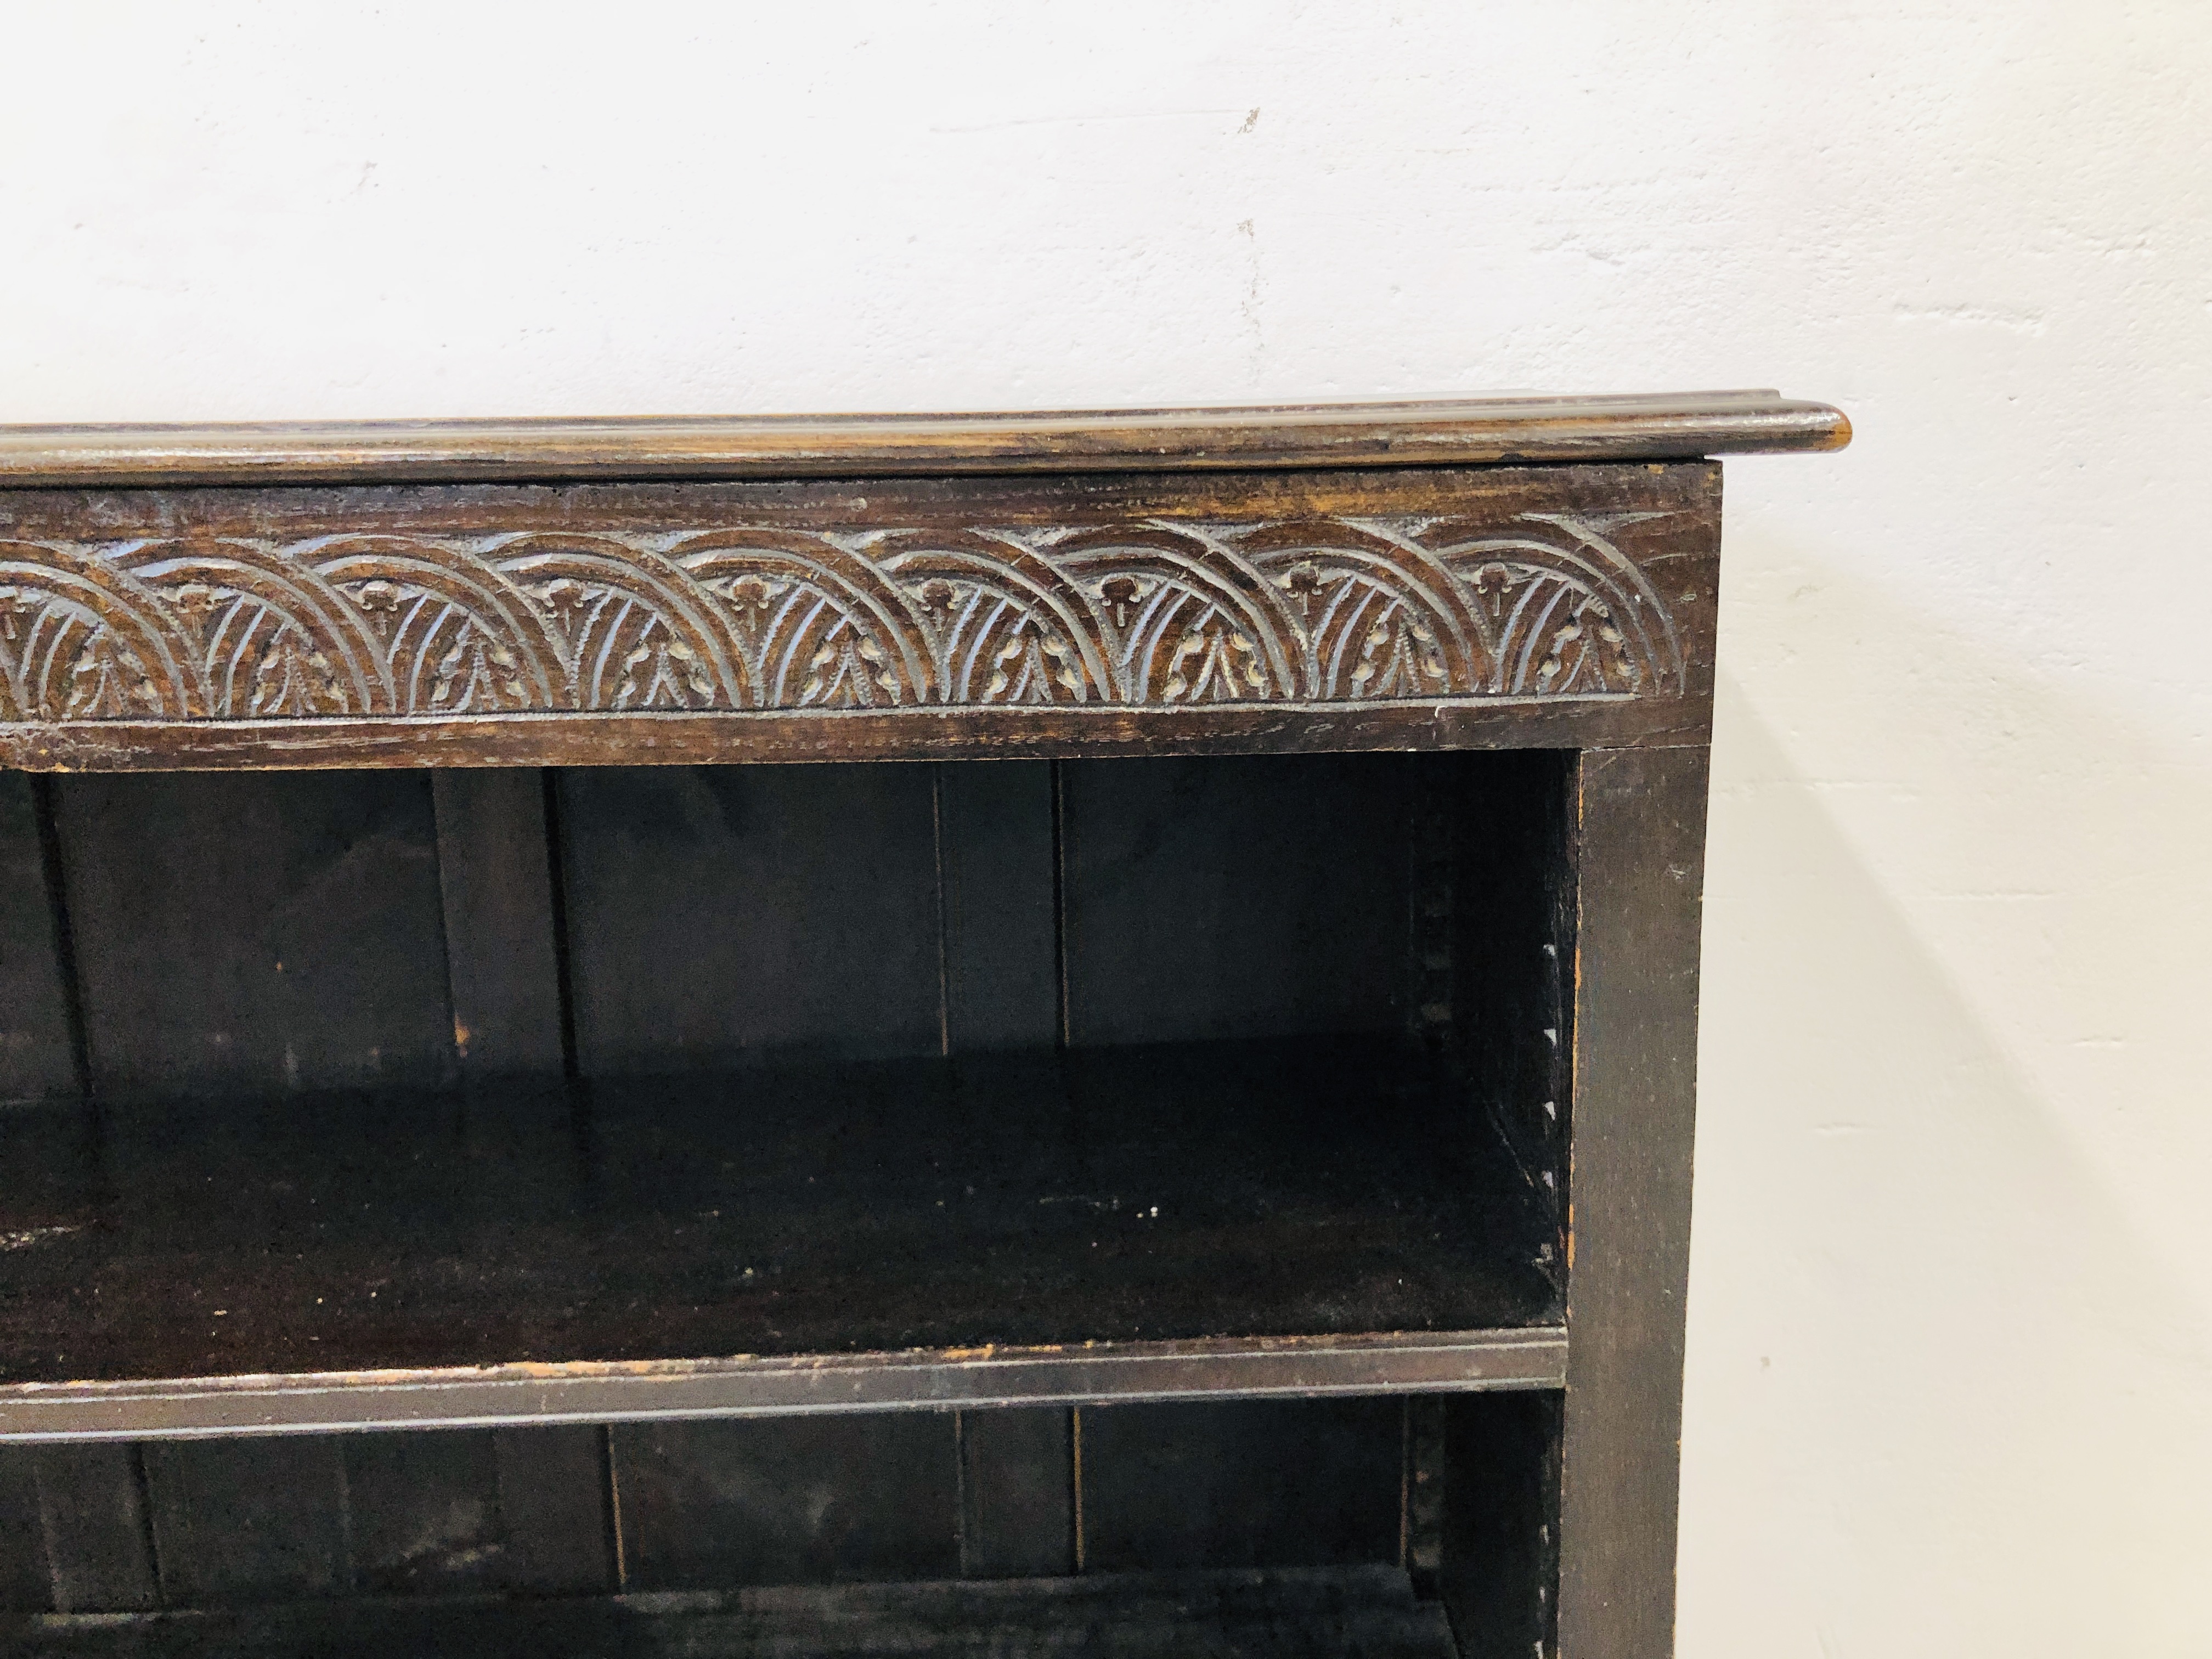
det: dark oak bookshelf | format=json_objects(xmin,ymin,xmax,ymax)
[{"xmin": 0, "ymin": 396, "xmax": 1843, "ymax": 1659}]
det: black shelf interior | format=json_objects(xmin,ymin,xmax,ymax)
[
  {"xmin": 1, "ymin": 751, "xmax": 1575, "ymax": 1652},
  {"xmin": 3, "ymin": 750, "xmax": 1572, "ymax": 1387},
  {"xmin": 2, "ymin": 1392, "xmax": 1559, "ymax": 1657},
  {"xmin": 1, "ymin": 1037, "xmax": 1555, "ymax": 1386}
]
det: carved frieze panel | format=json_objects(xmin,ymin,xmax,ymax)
[{"xmin": 0, "ymin": 512, "xmax": 1690, "ymax": 724}]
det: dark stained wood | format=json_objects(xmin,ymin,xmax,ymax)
[
  {"xmin": 0, "ymin": 393, "xmax": 1847, "ymax": 488},
  {"xmin": 0, "ymin": 1450, "xmax": 48, "ymax": 1611},
  {"xmin": 0, "ymin": 698, "xmax": 1711, "ymax": 772},
  {"xmin": 1077, "ymin": 1398, "xmax": 1403, "ymax": 1572},
  {"xmin": 610, "ymin": 1415, "xmax": 960, "ymax": 1590},
  {"xmin": 1555, "ymin": 746, "xmax": 1710, "ymax": 1659},
  {"xmin": 342, "ymin": 1430, "xmax": 506, "ymax": 1595},
  {"xmin": 493, "ymin": 1426, "xmax": 614, "ymax": 1595},
  {"xmin": 1402, "ymin": 1398, "xmax": 1446, "ymax": 1592},
  {"xmin": 142, "ymin": 1437, "xmax": 349, "ymax": 1605},
  {"xmin": 22, "ymin": 1447, "xmax": 155, "ymax": 1613},
  {"xmin": 559, "ymin": 764, "xmax": 943, "ymax": 1073},
  {"xmin": 48, "ymin": 772, "xmax": 455, "ymax": 1097},
  {"xmin": 957, "ymin": 1408, "xmax": 1074, "ymax": 1579},
  {"xmin": 0, "ymin": 774, "xmax": 77, "ymax": 1101},
  {"xmin": 0, "ymin": 457, "xmax": 1723, "ymax": 541},
  {"xmin": 0, "ymin": 1040, "xmax": 1555, "ymax": 1391},
  {"xmin": 0, "ymin": 1333, "xmax": 1565, "ymax": 1442},
  {"xmin": 1437, "ymin": 1392, "xmax": 1560, "ymax": 1659},
  {"xmin": 1060, "ymin": 754, "xmax": 1412, "ymax": 1046},
  {"xmin": 0, "ymin": 462, "xmax": 1722, "ymax": 772},
  {"xmin": 0, "ymin": 397, "xmax": 1813, "ymax": 1651},
  {"xmin": 936, "ymin": 761, "xmax": 1058, "ymax": 1054},
  {"xmin": 431, "ymin": 770, "xmax": 566, "ymax": 1080},
  {"xmin": 1450, "ymin": 750, "xmax": 1576, "ymax": 1272},
  {"xmin": 0, "ymin": 1564, "xmax": 1460, "ymax": 1658}
]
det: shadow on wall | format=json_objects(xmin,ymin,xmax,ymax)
[{"xmin": 1675, "ymin": 563, "xmax": 2212, "ymax": 1657}]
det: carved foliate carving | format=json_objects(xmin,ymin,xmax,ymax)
[{"xmin": 0, "ymin": 512, "xmax": 1685, "ymax": 723}]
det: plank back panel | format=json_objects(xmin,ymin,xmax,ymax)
[
  {"xmin": 20, "ymin": 1446, "xmax": 156, "ymax": 1614},
  {"xmin": 958, "ymin": 1407, "xmax": 1076, "ymax": 1580},
  {"xmin": 558, "ymin": 764, "xmax": 941, "ymax": 1074},
  {"xmin": 0, "ymin": 1449, "xmax": 46, "ymax": 1611},
  {"xmin": 0, "ymin": 774, "xmax": 76, "ymax": 1101},
  {"xmin": 342, "ymin": 1430, "xmax": 506, "ymax": 1596},
  {"xmin": 1060, "ymin": 754, "xmax": 1413, "ymax": 1047},
  {"xmin": 938, "ymin": 760, "xmax": 1059, "ymax": 1054},
  {"xmin": 430, "ymin": 770, "xmax": 566, "ymax": 1081},
  {"xmin": 610, "ymin": 1416, "xmax": 961, "ymax": 1590},
  {"xmin": 143, "ymin": 1437, "xmax": 350, "ymax": 1605},
  {"xmin": 1077, "ymin": 1398, "xmax": 1403, "ymax": 1572},
  {"xmin": 493, "ymin": 1426, "xmax": 614, "ymax": 1595},
  {"xmin": 50, "ymin": 772, "xmax": 455, "ymax": 1097}
]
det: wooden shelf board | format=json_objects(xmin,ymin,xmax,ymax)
[
  {"xmin": 0, "ymin": 1037, "xmax": 1561, "ymax": 1436},
  {"xmin": 3, "ymin": 1564, "xmax": 1459, "ymax": 1657},
  {"xmin": 0, "ymin": 1327, "xmax": 1566, "ymax": 1441}
]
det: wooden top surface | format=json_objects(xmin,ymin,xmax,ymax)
[{"xmin": 0, "ymin": 391, "xmax": 1847, "ymax": 487}]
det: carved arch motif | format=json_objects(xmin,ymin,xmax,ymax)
[
  {"xmin": 309, "ymin": 536, "xmax": 564, "ymax": 716},
  {"xmin": 872, "ymin": 529, "xmax": 1111, "ymax": 707},
  {"xmin": 1420, "ymin": 512, "xmax": 1687, "ymax": 697},
  {"xmin": 0, "ymin": 511, "xmax": 1686, "ymax": 721},
  {"xmin": 0, "ymin": 542, "xmax": 198, "ymax": 721},
  {"xmin": 672, "ymin": 529, "xmax": 930, "ymax": 710},
  {"xmin": 1047, "ymin": 526, "xmax": 1301, "ymax": 704},
  {"xmin": 116, "ymin": 540, "xmax": 388, "ymax": 717}
]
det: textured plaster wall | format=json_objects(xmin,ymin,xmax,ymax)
[{"xmin": 5, "ymin": 4, "xmax": 2207, "ymax": 1653}]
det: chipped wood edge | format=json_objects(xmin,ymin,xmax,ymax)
[{"xmin": 0, "ymin": 1328, "xmax": 1570, "ymax": 1442}]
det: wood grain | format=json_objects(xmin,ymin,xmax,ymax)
[
  {"xmin": 1555, "ymin": 746, "xmax": 1710, "ymax": 1659},
  {"xmin": 0, "ymin": 393, "xmax": 1845, "ymax": 488}
]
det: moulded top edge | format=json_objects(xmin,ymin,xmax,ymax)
[{"xmin": 0, "ymin": 391, "xmax": 1850, "ymax": 487}]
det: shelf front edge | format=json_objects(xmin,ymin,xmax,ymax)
[
  {"xmin": 0, "ymin": 702, "xmax": 1711, "ymax": 770},
  {"xmin": 0, "ymin": 1328, "xmax": 1568, "ymax": 1441}
]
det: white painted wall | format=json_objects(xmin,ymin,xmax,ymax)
[{"xmin": 5, "ymin": 3, "xmax": 2206, "ymax": 1651}]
